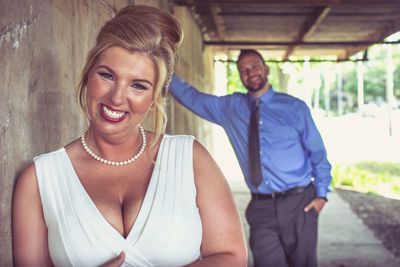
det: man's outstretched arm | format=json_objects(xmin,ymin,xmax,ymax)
[{"xmin": 169, "ymin": 74, "xmax": 227, "ymax": 125}]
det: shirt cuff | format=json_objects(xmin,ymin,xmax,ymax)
[{"xmin": 315, "ymin": 185, "xmax": 330, "ymax": 200}]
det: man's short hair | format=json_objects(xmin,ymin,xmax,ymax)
[{"xmin": 237, "ymin": 49, "xmax": 264, "ymax": 64}]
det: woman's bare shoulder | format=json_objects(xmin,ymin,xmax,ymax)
[
  {"xmin": 192, "ymin": 139, "xmax": 227, "ymax": 187},
  {"xmin": 16, "ymin": 162, "xmax": 37, "ymax": 188},
  {"xmin": 14, "ymin": 161, "xmax": 40, "ymax": 209},
  {"xmin": 192, "ymin": 139, "xmax": 217, "ymax": 169}
]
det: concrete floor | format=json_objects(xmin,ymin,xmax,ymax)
[{"xmin": 229, "ymin": 180, "xmax": 400, "ymax": 267}]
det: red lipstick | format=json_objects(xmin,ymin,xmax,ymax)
[{"xmin": 99, "ymin": 104, "xmax": 128, "ymax": 123}]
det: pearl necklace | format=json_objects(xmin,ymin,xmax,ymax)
[{"xmin": 81, "ymin": 125, "xmax": 146, "ymax": 166}]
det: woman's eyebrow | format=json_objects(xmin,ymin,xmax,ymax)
[{"xmin": 96, "ymin": 65, "xmax": 115, "ymax": 75}]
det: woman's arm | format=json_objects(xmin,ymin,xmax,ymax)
[
  {"xmin": 12, "ymin": 163, "xmax": 53, "ymax": 266},
  {"xmin": 187, "ymin": 141, "xmax": 247, "ymax": 267}
]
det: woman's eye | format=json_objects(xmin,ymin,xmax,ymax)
[
  {"xmin": 99, "ymin": 72, "xmax": 113, "ymax": 80},
  {"xmin": 131, "ymin": 83, "xmax": 147, "ymax": 90}
]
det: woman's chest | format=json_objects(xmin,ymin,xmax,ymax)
[{"xmin": 76, "ymin": 163, "xmax": 153, "ymax": 237}]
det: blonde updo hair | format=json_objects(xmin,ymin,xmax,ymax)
[{"xmin": 77, "ymin": 5, "xmax": 183, "ymax": 147}]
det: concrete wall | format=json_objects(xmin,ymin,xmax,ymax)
[
  {"xmin": 0, "ymin": 0, "xmax": 213, "ymax": 265},
  {"xmin": 168, "ymin": 6, "xmax": 215, "ymax": 146}
]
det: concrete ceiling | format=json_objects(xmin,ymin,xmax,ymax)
[{"xmin": 173, "ymin": 0, "xmax": 400, "ymax": 61}]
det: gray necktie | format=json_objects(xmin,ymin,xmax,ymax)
[{"xmin": 248, "ymin": 99, "xmax": 262, "ymax": 187}]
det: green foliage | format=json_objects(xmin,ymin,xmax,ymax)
[
  {"xmin": 341, "ymin": 44, "xmax": 400, "ymax": 107},
  {"xmin": 332, "ymin": 162, "xmax": 400, "ymax": 198},
  {"xmin": 354, "ymin": 161, "xmax": 400, "ymax": 174},
  {"xmin": 392, "ymin": 183, "xmax": 400, "ymax": 195},
  {"xmin": 226, "ymin": 63, "xmax": 247, "ymax": 95},
  {"xmin": 268, "ymin": 62, "xmax": 285, "ymax": 91}
]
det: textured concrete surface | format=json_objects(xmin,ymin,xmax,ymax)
[
  {"xmin": 0, "ymin": 0, "xmax": 213, "ymax": 265},
  {"xmin": 229, "ymin": 180, "xmax": 400, "ymax": 267},
  {"xmin": 169, "ymin": 5, "xmax": 215, "ymax": 148},
  {"xmin": 0, "ymin": 1, "xmax": 116, "ymax": 264}
]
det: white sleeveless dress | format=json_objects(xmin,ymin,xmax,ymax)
[{"xmin": 34, "ymin": 135, "xmax": 202, "ymax": 267}]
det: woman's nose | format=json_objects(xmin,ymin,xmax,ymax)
[{"xmin": 110, "ymin": 83, "xmax": 126, "ymax": 106}]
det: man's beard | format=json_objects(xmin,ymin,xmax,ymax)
[{"xmin": 245, "ymin": 75, "xmax": 268, "ymax": 92}]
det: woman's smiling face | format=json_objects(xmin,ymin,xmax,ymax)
[{"xmin": 86, "ymin": 46, "xmax": 155, "ymax": 136}]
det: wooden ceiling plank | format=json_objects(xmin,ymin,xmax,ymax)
[
  {"xmin": 175, "ymin": 0, "xmax": 400, "ymax": 6},
  {"xmin": 283, "ymin": 47, "xmax": 296, "ymax": 60},
  {"xmin": 367, "ymin": 17, "xmax": 400, "ymax": 42},
  {"xmin": 205, "ymin": 40, "xmax": 400, "ymax": 46},
  {"xmin": 175, "ymin": 0, "xmax": 400, "ymax": 58},
  {"xmin": 220, "ymin": 12, "xmax": 319, "ymax": 17},
  {"xmin": 284, "ymin": 6, "xmax": 330, "ymax": 59},
  {"xmin": 303, "ymin": 6, "xmax": 331, "ymax": 39},
  {"xmin": 218, "ymin": 11, "xmax": 400, "ymax": 17},
  {"xmin": 210, "ymin": 4, "xmax": 226, "ymax": 41}
]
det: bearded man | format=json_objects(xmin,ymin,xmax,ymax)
[{"xmin": 169, "ymin": 49, "xmax": 332, "ymax": 267}]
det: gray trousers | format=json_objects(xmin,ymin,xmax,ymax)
[{"xmin": 245, "ymin": 185, "xmax": 318, "ymax": 267}]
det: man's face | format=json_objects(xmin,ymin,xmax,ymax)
[{"xmin": 237, "ymin": 53, "xmax": 269, "ymax": 93}]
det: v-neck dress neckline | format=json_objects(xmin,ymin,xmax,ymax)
[
  {"xmin": 34, "ymin": 135, "xmax": 202, "ymax": 267},
  {"xmin": 61, "ymin": 135, "xmax": 165, "ymax": 242}
]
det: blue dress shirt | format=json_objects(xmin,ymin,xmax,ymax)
[{"xmin": 169, "ymin": 74, "xmax": 332, "ymax": 198}]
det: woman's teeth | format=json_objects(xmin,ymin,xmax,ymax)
[{"xmin": 102, "ymin": 105, "xmax": 126, "ymax": 119}]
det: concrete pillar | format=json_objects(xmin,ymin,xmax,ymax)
[
  {"xmin": 337, "ymin": 64, "xmax": 344, "ymax": 115},
  {"xmin": 314, "ymin": 75, "xmax": 320, "ymax": 110},
  {"xmin": 277, "ymin": 65, "xmax": 290, "ymax": 93},
  {"xmin": 0, "ymin": 0, "xmax": 194, "ymax": 264},
  {"xmin": 0, "ymin": 1, "xmax": 119, "ymax": 264},
  {"xmin": 323, "ymin": 63, "xmax": 333, "ymax": 116},
  {"xmin": 386, "ymin": 44, "xmax": 394, "ymax": 136},
  {"xmin": 303, "ymin": 57, "xmax": 313, "ymax": 107},
  {"xmin": 171, "ymin": 6, "xmax": 215, "ymax": 149},
  {"xmin": 214, "ymin": 55, "xmax": 228, "ymax": 96},
  {"xmin": 357, "ymin": 59, "xmax": 365, "ymax": 110}
]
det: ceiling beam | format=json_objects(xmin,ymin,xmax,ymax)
[
  {"xmin": 284, "ymin": 6, "xmax": 331, "ymax": 60},
  {"xmin": 204, "ymin": 40, "xmax": 400, "ymax": 46},
  {"xmin": 215, "ymin": 58, "xmax": 368, "ymax": 63},
  {"xmin": 370, "ymin": 14, "xmax": 400, "ymax": 42},
  {"xmin": 210, "ymin": 4, "xmax": 227, "ymax": 41},
  {"xmin": 174, "ymin": 0, "xmax": 400, "ymax": 5},
  {"xmin": 218, "ymin": 11, "xmax": 396, "ymax": 17},
  {"xmin": 303, "ymin": 6, "xmax": 331, "ymax": 40}
]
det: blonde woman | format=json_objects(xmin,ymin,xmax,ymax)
[{"xmin": 13, "ymin": 5, "xmax": 246, "ymax": 267}]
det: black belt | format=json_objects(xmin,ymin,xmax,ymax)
[{"xmin": 251, "ymin": 183, "xmax": 312, "ymax": 200}]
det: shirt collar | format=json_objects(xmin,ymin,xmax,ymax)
[{"xmin": 247, "ymin": 86, "xmax": 275, "ymax": 106}]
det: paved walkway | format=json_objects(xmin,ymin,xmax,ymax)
[{"xmin": 229, "ymin": 180, "xmax": 400, "ymax": 267}]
